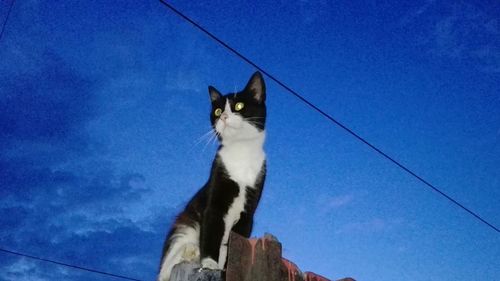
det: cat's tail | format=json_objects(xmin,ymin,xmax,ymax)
[{"xmin": 157, "ymin": 224, "xmax": 200, "ymax": 281}]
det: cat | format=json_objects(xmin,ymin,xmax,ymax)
[{"xmin": 157, "ymin": 72, "xmax": 267, "ymax": 281}]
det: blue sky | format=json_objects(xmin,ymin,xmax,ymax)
[{"xmin": 0, "ymin": 0, "xmax": 499, "ymax": 280}]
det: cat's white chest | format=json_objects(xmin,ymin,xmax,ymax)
[
  {"xmin": 218, "ymin": 141, "xmax": 265, "ymax": 188},
  {"xmin": 217, "ymin": 139, "xmax": 265, "ymax": 268}
]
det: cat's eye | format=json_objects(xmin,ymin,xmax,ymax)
[
  {"xmin": 234, "ymin": 102, "xmax": 245, "ymax": 111},
  {"xmin": 214, "ymin": 108, "xmax": 222, "ymax": 117}
]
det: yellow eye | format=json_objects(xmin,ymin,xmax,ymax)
[
  {"xmin": 214, "ymin": 108, "xmax": 222, "ymax": 117},
  {"xmin": 235, "ymin": 102, "xmax": 245, "ymax": 111}
]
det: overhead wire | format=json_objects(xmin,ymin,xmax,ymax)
[
  {"xmin": 0, "ymin": 0, "xmax": 15, "ymax": 43},
  {"xmin": 157, "ymin": 0, "xmax": 499, "ymax": 233},
  {"xmin": 0, "ymin": 248, "xmax": 143, "ymax": 281}
]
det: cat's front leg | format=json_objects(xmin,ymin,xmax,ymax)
[
  {"xmin": 200, "ymin": 208, "xmax": 225, "ymax": 270},
  {"xmin": 232, "ymin": 212, "xmax": 254, "ymax": 238}
]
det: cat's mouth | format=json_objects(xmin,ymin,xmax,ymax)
[
  {"xmin": 217, "ymin": 119, "xmax": 241, "ymax": 131},
  {"xmin": 217, "ymin": 124, "xmax": 237, "ymax": 135},
  {"xmin": 216, "ymin": 121, "xmax": 245, "ymax": 140},
  {"xmin": 222, "ymin": 123, "xmax": 240, "ymax": 130}
]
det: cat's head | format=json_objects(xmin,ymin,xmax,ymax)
[{"xmin": 208, "ymin": 72, "xmax": 266, "ymax": 143}]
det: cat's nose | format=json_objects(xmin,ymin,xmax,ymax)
[{"xmin": 220, "ymin": 113, "xmax": 229, "ymax": 121}]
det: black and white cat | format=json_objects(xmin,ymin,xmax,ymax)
[{"xmin": 157, "ymin": 72, "xmax": 267, "ymax": 281}]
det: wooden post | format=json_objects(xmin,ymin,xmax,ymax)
[
  {"xmin": 169, "ymin": 233, "xmax": 355, "ymax": 281},
  {"xmin": 226, "ymin": 232, "xmax": 355, "ymax": 281}
]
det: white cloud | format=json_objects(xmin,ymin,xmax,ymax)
[
  {"xmin": 472, "ymin": 45, "xmax": 500, "ymax": 73},
  {"xmin": 335, "ymin": 218, "xmax": 404, "ymax": 235},
  {"xmin": 399, "ymin": 0, "xmax": 436, "ymax": 27},
  {"xmin": 318, "ymin": 193, "xmax": 357, "ymax": 215},
  {"xmin": 399, "ymin": 1, "xmax": 500, "ymax": 73},
  {"xmin": 0, "ymin": 258, "xmax": 63, "ymax": 281},
  {"xmin": 327, "ymin": 194, "xmax": 354, "ymax": 209}
]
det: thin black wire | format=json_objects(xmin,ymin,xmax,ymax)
[
  {"xmin": 0, "ymin": 0, "xmax": 15, "ymax": 43},
  {"xmin": 158, "ymin": 0, "xmax": 499, "ymax": 233},
  {"xmin": 0, "ymin": 248, "xmax": 143, "ymax": 281}
]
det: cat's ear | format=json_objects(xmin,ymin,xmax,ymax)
[
  {"xmin": 208, "ymin": 86, "xmax": 222, "ymax": 103},
  {"xmin": 244, "ymin": 71, "xmax": 266, "ymax": 103}
]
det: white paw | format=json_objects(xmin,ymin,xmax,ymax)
[
  {"xmin": 181, "ymin": 243, "xmax": 200, "ymax": 262},
  {"xmin": 157, "ymin": 272, "xmax": 168, "ymax": 281},
  {"xmin": 201, "ymin": 258, "xmax": 219, "ymax": 270}
]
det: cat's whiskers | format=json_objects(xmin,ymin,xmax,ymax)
[
  {"xmin": 188, "ymin": 128, "xmax": 218, "ymax": 156},
  {"xmin": 195, "ymin": 129, "xmax": 217, "ymax": 144},
  {"xmin": 202, "ymin": 130, "xmax": 220, "ymax": 153},
  {"xmin": 244, "ymin": 117, "xmax": 264, "ymax": 127},
  {"xmin": 248, "ymin": 121, "xmax": 264, "ymax": 127}
]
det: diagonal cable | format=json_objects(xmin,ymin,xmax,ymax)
[
  {"xmin": 157, "ymin": 0, "xmax": 499, "ymax": 233},
  {"xmin": 0, "ymin": 0, "xmax": 15, "ymax": 43},
  {"xmin": 0, "ymin": 248, "xmax": 144, "ymax": 281}
]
